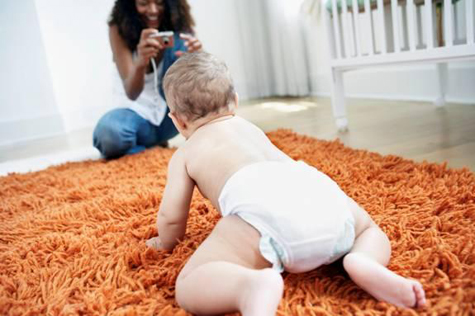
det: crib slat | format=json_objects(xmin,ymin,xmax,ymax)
[
  {"xmin": 466, "ymin": 0, "xmax": 474, "ymax": 44},
  {"xmin": 444, "ymin": 0, "xmax": 453, "ymax": 47},
  {"xmin": 364, "ymin": 0, "xmax": 374, "ymax": 55},
  {"xmin": 407, "ymin": 0, "xmax": 417, "ymax": 51},
  {"xmin": 425, "ymin": 0, "xmax": 434, "ymax": 48},
  {"xmin": 352, "ymin": 0, "xmax": 362, "ymax": 56},
  {"xmin": 341, "ymin": 0, "xmax": 350, "ymax": 57},
  {"xmin": 331, "ymin": 0, "xmax": 342, "ymax": 59},
  {"xmin": 377, "ymin": 0, "xmax": 387, "ymax": 54},
  {"xmin": 391, "ymin": 0, "xmax": 401, "ymax": 52}
]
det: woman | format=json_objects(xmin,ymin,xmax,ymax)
[{"xmin": 93, "ymin": 0, "xmax": 202, "ymax": 158}]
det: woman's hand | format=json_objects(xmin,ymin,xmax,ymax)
[
  {"xmin": 176, "ymin": 33, "xmax": 202, "ymax": 57},
  {"xmin": 136, "ymin": 28, "xmax": 163, "ymax": 68}
]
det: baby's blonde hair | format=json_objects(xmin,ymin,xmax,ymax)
[{"xmin": 163, "ymin": 51, "xmax": 236, "ymax": 122}]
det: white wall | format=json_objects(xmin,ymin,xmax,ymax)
[
  {"xmin": 0, "ymin": 0, "xmax": 64, "ymax": 145},
  {"xmin": 188, "ymin": 0, "xmax": 249, "ymax": 99},
  {"xmin": 34, "ymin": 0, "xmax": 116, "ymax": 132},
  {"xmin": 0, "ymin": 0, "xmax": 115, "ymax": 146}
]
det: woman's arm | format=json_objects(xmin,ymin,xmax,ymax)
[{"xmin": 109, "ymin": 25, "xmax": 162, "ymax": 100}]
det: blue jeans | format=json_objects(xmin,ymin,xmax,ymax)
[{"xmin": 93, "ymin": 108, "xmax": 178, "ymax": 159}]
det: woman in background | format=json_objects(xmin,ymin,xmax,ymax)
[{"xmin": 93, "ymin": 0, "xmax": 202, "ymax": 159}]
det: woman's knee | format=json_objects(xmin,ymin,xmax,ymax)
[{"xmin": 93, "ymin": 111, "xmax": 135, "ymax": 158}]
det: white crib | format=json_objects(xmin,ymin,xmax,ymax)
[{"xmin": 324, "ymin": 0, "xmax": 475, "ymax": 131}]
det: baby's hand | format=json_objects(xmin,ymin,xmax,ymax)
[{"xmin": 146, "ymin": 236, "xmax": 164, "ymax": 250}]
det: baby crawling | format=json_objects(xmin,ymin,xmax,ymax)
[{"xmin": 146, "ymin": 51, "xmax": 426, "ymax": 315}]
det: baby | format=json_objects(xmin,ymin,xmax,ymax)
[{"xmin": 146, "ymin": 51, "xmax": 426, "ymax": 315}]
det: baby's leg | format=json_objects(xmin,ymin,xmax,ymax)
[
  {"xmin": 175, "ymin": 215, "xmax": 283, "ymax": 316},
  {"xmin": 343, "ymin": 199, "xmax": 426, "ymax": 308}
]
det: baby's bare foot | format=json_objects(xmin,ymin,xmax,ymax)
[
  {"xmin": 343, "ymin": 253, "xmax": 426, "ymax": 308},
  {"xmin": 240, "ymin": 268, "xmax": 283, "ymax": 316}
]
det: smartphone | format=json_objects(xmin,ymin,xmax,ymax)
[{"xmin": 150, "ymin": 31, "xmax": 174, "ymax": 48}]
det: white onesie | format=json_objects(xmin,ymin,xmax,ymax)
[{"xmin": 218, "ymin": 160, "xmax": 355, "ymax": 273}]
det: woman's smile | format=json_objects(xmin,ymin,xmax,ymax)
[
  {"xmin": 146, "ymin": 15, "xmax": 159, "ymax": 27},
  {"xmin": 136, "ymin": 0, "xmax": 164, "ymax": 28}
]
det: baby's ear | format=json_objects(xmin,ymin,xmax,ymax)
[
  {"xmin": 227, "ymin": 92, "xmax": 239, "ymax": 112},
  {"xmin": 234, "ymin": 92, "xmax": 239, "ymax": 109},
  {"xmin": 169, "ymin": 111, "xmax": 187, "ymax": 130}
]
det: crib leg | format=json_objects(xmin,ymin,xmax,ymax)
[
  {"xmin": 331, "ymin": 68, "xmax": 348, "ymax": 132},
  {"xmin": 434, "ymin": 62, "xmax": 448, "ymax": 108}
]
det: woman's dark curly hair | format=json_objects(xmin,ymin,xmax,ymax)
[{"xmin": 108, "ymin": 0, "xmax": 195, "ymax": 51}]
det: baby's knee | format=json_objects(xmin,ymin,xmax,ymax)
[
  {"xmin": 342, "ymin": 253, "xmax": 367, "ymax": 277},
  {"xmin": 342, "ymin": 252, "xmax": 357, "ymax": 271},
  {"xmin": 175, "ymin": 272, "xmax": 192, "ymax": 311}
]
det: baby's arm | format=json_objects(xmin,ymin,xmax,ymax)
[{"xmin": 150, "ymin": 148, "xmax": 194, "ymax": 251}]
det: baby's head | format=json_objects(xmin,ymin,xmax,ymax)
[{"xmin": 163, "ymin": 51, "xmax": 237, "ymax": 136}]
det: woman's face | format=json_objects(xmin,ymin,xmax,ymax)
[{"xmin": 135, "ymin": 0, "xmax": 164, "ymax": 29}]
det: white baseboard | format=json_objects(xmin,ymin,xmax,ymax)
[
  {"xmin": 0, "ymin": 105, "xmax": 113, "ymax": 147},
  {"xmin": 0, "ymin": 114, "xmax": 65, "ymax": 147}
]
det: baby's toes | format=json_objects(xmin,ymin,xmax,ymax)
[
  {"xmin": 146, "ymin": 237, "xmax": 160, "ymax": 249},
  {"xmin": 412, "ymin": 282, "xmax": 426, "ymax": 307}
]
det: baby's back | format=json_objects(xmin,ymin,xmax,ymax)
[{"xmin": 183, "ymin": 116, "xmax": 292, "ymax": 209}]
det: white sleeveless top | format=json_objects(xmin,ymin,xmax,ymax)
[{"xmin": 112, "ymin": 60, "xmax": 167, "ymax": 126}]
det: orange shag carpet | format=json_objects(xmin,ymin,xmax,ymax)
[{"xmin": 1, "ymin": 130, "xmax": 474, "ymax": 316}]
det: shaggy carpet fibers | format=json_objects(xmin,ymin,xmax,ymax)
[{"xmin": 1, "ymin": 130, "xmax": 474, "ymax": 316}]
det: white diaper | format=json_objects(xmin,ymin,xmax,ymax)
[{"xmin": 218, "ymin": 161, "xmax": 355, "ymax": 273}]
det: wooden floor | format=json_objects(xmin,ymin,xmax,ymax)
[
  {"xmin": 1, "ymin": 97, "xmax": 474, "ymax": 172},
  {"xmin": 239, "ymin": 97, "xmax": 475, "ymax": 171}
]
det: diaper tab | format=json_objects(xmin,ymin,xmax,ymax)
[
  {"xmin": 326, "ymin": 215, "xmax": 356, "ymax": 264},
  {"xmin": 259, "ymin": 234, "xmax": 286, "ymax": 273}
]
